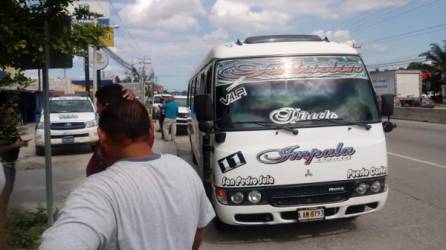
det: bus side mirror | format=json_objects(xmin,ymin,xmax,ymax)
[
  {"xmin": 382, "ymin": 121, "xmax": 396, "ymax": 133},
  {"xmin": 381, "ymin": 94, "xmax": 394, "ymax": 116},
  {"xmin": 194, "ymin": 94, "xmax": 213, "ymax": 122}
]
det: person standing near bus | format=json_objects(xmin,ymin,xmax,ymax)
[
  {"xmin": 158, "ymin": 98, "xmax": 166, "ymax": 140},
  {"xmin": 40, "ymin": 100, "xmax": 214, "ymax": 250},
  {"xmin": 162, "ymin": 96, "xmax": 178, "ymax": 142}
]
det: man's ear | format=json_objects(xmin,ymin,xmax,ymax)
[
  {"xmin": 148, "ymin": 121, "xmax": 155, "ymax": 147},
  {"xmin": 98, "ymin": 127, "xmax": 108, "ymax": 144}
]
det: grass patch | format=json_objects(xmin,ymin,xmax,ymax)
[{"xmin": 6, "ymin": 208, "xmax": 48, "ymax": 249}]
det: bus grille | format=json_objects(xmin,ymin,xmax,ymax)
[{"xmin": 265, "ymin": 182, "xmax": 353, "ymax": 207}]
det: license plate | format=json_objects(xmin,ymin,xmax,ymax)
[
  {"xmin": 62, "ymin": 136, "xmax": 75, "ymax": 144},
  {"xmin": 297, "ymin": 207, "xmax": 325, "ymax": 222}
]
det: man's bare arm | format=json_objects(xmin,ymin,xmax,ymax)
[
  {"xmin": 192, "ymin": 228, "xmax": 205, "ymax": 250},
  {"xmin": 0, "ymin": 139, "xmax": 28, "ymax": 155}
]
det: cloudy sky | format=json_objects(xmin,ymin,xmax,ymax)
[{"xmin": 41, "ymin": 0, "xmax": 446, "ymax": 91}]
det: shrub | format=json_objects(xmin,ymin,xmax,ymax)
[{"xmin": 6, "ymin": 208, "xmax": 48, "ymax": 249}]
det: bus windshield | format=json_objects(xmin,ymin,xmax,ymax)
[{"xmin": 215, "ymin": 55, "xmax": 380, "ymax": 130}]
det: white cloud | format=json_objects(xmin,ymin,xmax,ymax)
[
  {"xmin": 338, "ymin": 0, "xmax": 408, "ymax": 16},
  {"xmin": 311, "ymin": 29, "xmax": 388, "ymax": 52},
  {"xmin": 362, "ymin": 43, "xmax": 388, "ymax": 52},
  {"xmin": 209, "ymin": 0, "xmax": 291, "ymax": 34},
  {"xmin": 209, "ymin": 0, "xmax": 409, "ymax": 34},
  {"xmin": 119, "ymin": 0, "xmax": 204, "ymax": 32},
  {"xmin": 312, "ymin": 29, "xmax": 356, "ymax": 47},
  {"xmin": 203, "ymin": 29, "xmax": 229, "ymax": 42}
]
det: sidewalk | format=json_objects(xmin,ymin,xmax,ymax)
[{"xmin": 8, "ymin": 123, "xmax": 186, "ymax": 210}]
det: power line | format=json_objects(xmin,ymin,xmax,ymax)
[
  {"xmin": 367, "ymin": 22, "xmax": 446, "ymax": 43},
  {"xmin": 102, "ymin": 47, "xmax": 140, "ymax": 77},
  {"xmin": 350, "ymin": 0, "xmax": 440, "ymax": 33},
  {"xmin": 338, "ymin": 4, "xmax": 404, "ymax": 31},
  {"xmin": 366, "ymin": 58, "xmax": 427, "ymax": 68},
  {"xmin": 89, "ymin": 0, "xmax": 141, "ymax": 58},
  {"xmin": 106, "ymin": 0, "xmax": 144, "ymax": 54}
]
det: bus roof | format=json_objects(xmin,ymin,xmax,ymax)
[{"xmin": 193, "ymin": 40, "xmax": 359, "ymax": 76}]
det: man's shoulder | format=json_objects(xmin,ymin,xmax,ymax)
[
  {"xmin": 157, "ymin": 154, "xmax": 191, "ymax": 167},
  {"xmin": 156, "ymin": 154, "xmax": 199, "ymax": 177}
]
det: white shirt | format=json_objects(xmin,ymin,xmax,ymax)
[{"xmin": 40, "ymin": 154, "xmax": 215, "ymax": 250}]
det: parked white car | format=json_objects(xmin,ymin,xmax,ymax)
[
  {"xmin": 174, "ymin": 95, "xmax": 192, "ymax": 133},
  {"xmin": 34, "ymin": 96, "xmax": 98, "ymax": 155}
]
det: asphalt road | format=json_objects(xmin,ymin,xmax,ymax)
[{"xmin": 9, "ymin": 120, "xmax": 446, "ymax": 249}]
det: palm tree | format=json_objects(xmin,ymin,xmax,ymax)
[{"xmin": 420, "ymin": 41, "xmax": 446, "ymax": 90}]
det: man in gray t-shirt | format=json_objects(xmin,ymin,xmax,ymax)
[{"xmin": 40, "ymin": 100, "xmax": 215, "ymax": 250}]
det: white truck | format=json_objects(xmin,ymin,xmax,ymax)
[
  {"xmin": 35, "ymin": 96, "xmax": 98, "ymax": 155},
  {"xmin": 174, "ymin": 95, "xmax": 192, "ymax": 134},
  {"xmin": 369, "ymin": 70, "xmax": 428, "ymax": 107},
  {"xmin": 187, "ymin": 35, "xmax": 395, "ymax": 227}
]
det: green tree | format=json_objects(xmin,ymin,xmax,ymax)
[
  {"xmin": 0, "ymin": 0, "xmax": 108, "ymax": 88},
  {"xmin": 0, "ymin": 0, "xmax": 108, "ymax": 112},
  {"xmin": 419, "ymin": 41, "xmax": 446, "ymax": 95}
]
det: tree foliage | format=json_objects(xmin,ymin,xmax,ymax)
[
  {"xmin": 0, "ymin": 0, "xmax": 108, "ymax": 142},
  {"xmin": 406, "ymin": 41, "xmax": 446, "ymax": 96},
  {"xmin": 0, "ymin": 0, "xmax": 108, "ymax": 87},
  {"xmin": 418, "ymin": 41, "xmax": 446, "ymax": 95}
]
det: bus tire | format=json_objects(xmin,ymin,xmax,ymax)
[{"xmin": 214, "ymin": 217, "xmax": 233, "ymax": 231}]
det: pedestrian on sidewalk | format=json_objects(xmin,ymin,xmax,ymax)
[
  {"xmin": 0, "ymin": 139, "xmax": 28, "ymax": 213},
  {"xmin": 158, "ymin": 98, "xmax": 166, "ymax": 139},
  {"xmin": 0, "ymin": 92, "xmax": 29, "ymax": 214},
  {"xmin": 162, "ymin": 96, "xmax": 178, "ymax": 142},
  {"xmin": 86, "ymin": 84, "xmax": 155, "ymax": 177},
  {"xmin": 40, "ymin": 100, "xmax": 215, "ymax": 250}
]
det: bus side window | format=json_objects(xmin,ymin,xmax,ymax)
[
  {"xmin": 190, "ymin": 78, "xmax": 197, "ymax": 113},
  {"xmin": 187, "ymin": 81, "xmax": 191, "ymax": 107},
  {"xmin": 205, "ymin": 66, "xmax": 213, "ymax": 95},
  {"xmin": 195, "ymin": 74, "xmax": 203, "ymax": 95}
]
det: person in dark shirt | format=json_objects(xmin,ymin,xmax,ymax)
[
  {"xmin": 86, "ymin": 84, "xmax": 154, "ymax": 176},
  {"xmin": 158, "ymin": 98, "xmax": 166, "ymax": 139}
]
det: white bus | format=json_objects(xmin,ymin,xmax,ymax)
[{"xmin": 187, "ymin": 35, "xmax": 395, "ymax": 227}]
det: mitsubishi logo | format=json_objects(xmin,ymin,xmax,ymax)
[{"xmin": 305, "ymin": 169, "xmax": 313, "ymax": 177}]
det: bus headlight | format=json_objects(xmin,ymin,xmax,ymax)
[
  {"xmin": 247, "ymin": 190, "xmax": 262, "ymax": 204},
  {"xmin": 230, "ymin": 192, "xmax": 244, "ymax": 204},
  {"xmin": 370, "ymin": 181, "xmax": 382, "ymax": 193},
  {"xmin": 355, "ymin": 183, "xmax": 369, "ymax": 195}
]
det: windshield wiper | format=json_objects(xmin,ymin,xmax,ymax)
[
  {"xmin": 232, "ymin": 121, "xmax": 299, "ymax": 135},
  {"xmin": 322, "ymin": 119, "xmax": 372, "ymax": 130}
]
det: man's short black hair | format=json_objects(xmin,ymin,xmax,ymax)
[
  {"xmin": 99, "ymin": 100, "xmax": 150, "ymax": 143},
  {"xmin": 95, "ymin": 84, "xmax": 123, "ymax": 106}
]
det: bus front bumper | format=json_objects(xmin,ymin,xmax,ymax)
[{"xmin": 214, "ymin": 191, "xmax": 388, "ymax": 225}]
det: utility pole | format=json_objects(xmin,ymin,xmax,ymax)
[
  {"xmin": 92, "ymin": 48, "xmax": 97, "ymax": 104},
  {"xmin": 43, "ymin": 17, "xmax": 54, "ymax": 226},
  {"xmin": 92, "ymin": 18, "xmax": 101, "ymax": 104},
  {"xmin": 84, "ymin": 48, "xmax": 90, "ymax": 96},
  {"xmin": 138, "ymin": 57, "xmax": 151, "ymax": 104}
]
